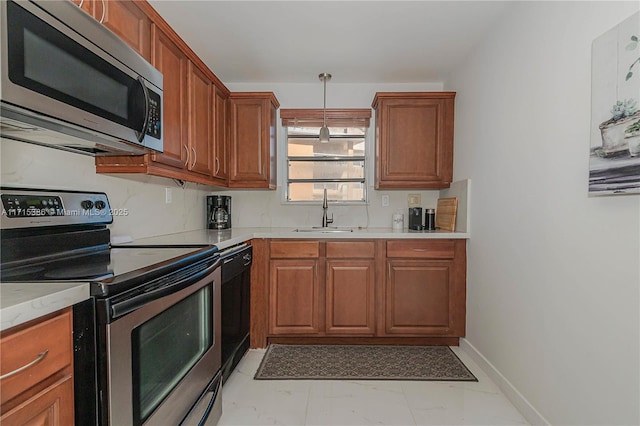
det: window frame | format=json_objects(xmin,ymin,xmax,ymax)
[{"xmin": 280, "ymin": 109, "xmax": 371, "ymax": 205}]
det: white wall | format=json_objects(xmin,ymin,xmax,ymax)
[
  {"xmin": 0, "ymin": 82, "xmax": 449, "ymax": 237},
  {"xmin": 445, "ymin": 2, "xmax": 640, "ymax": 425},
  {"xmin": 219, "ymin": 82, "xmax": 449, "ymax": 229},
  {"xmin": 0, "ymin": 138, "xmax": 210, "ymax": 240}
]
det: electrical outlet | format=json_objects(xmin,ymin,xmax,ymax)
[
  {"xmin": 165, "ymin": 188, "xmax": 172, "ymax": 204},
  {"xmin": 381, "ymin": 195, "xmax": 389, "ymax": 207},
  {"xmin": 408, "ymin": 193, "xmax": 421, "ymax": 207}
]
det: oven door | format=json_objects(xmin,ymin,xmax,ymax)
[{"xmin": 105, "ymin": 260, "xmax": 221, "ymax": 426}]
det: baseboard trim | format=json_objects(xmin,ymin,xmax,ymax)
[{"xmin": 459, "ymin": 338, "xmax": 551, "ymax": 426}]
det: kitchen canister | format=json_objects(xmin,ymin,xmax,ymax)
[
  {"xmin": 392, "ymin": 211, "xmax": 404, "ymax": 231},
  {"xmin": 425, "ymin": 208, "xmax": 436, "ymax": 231}
]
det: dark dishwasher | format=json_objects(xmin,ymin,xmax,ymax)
[{"xmin": 219, "ymin": 243, "xmax": 252, "ymax": 383}]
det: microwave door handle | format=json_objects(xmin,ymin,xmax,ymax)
[{"xmin": 134, "ymin": 76, "xmax": 151, "ymax": 143}]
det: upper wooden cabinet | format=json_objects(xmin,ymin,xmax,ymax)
[
  {"xmin": 213, "ymin": 89, "xmax": 230, "ymax": 184},
  {"xmin": 93, "ymin": 2, "xmax": 233, "ymax": 187},
  {"xmin": 150, "ymin": 25, "xmax": 188, "ymax": 170},
  {"xmin": 372, "ymin": 92, "xmax": 455, "ymax": 189},
  {"xmin": 229, "ymin": 93, "xmax": 280, "ymax": 189},
  {"xmin": 187, "ymin": 63, "xmax": 214, "ymax": 176},
  {"xmin": 71, "ymin": 0, "xmax": 151, "ymax": 60}
]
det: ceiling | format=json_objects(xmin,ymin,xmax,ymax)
[{"xmin": 146, "ymin": 1, "xmax": 514, "ymax": 84}]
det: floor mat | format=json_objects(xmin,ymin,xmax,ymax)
[{"xmin": 254, "ymin": 344, "xmax": 477, "ymax": 381}]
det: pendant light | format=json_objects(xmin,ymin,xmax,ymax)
[{"xmin": 319, "ymin": 73, "xmax": 331, "ymax": 143}]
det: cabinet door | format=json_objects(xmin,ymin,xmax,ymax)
[
  {"xmin": 98, "ymin": 1, "xmax": 151, "ymax": 60},
  {"xmin": 383, "ymin": 259, "xmax": 454, "ymax": 335},
  {"xmin": 188, "ymin": 63, "xmax": 214, "ymax": 176},
  {"xmin": 374, "ymin": 93, "xmax": 454, "ymax": 189},
  {"xmin": 151, "ymin": 26, "xmax": 188, "ymax": 169},
  {"xmin": 269, "ymin": 259, "xmax": 321, "ymax": 335},
  {"xmin": 326, "ymin": 259, "xmax": 375, "ymax": 335},
  {"xmin": 212, "ymin": 87, "xmax": 229, "ymax": 183},
  {"xmin": 1, "ymin": 375, "xmax": 74, "ymax": 426},
  {"xmin": 229, "ymin": 93, "xmax": 278, "ymax": 189}
]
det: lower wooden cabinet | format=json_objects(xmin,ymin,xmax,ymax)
[
  {"xmin": 262, "ymin": 238, "xmax": 466, "ymax": 345},
  {"xmin": 384, "ymin": 260, "xmax": 454, "ymax": 335},
  {"xmin": 0, "ymin": 308, "xmax": 74, "ymax": 425},
  {"xmin": 326, "ymin": 259, "xmax": 375, "ymax": 335},
  {"xmin": 383, "ymin": 240, "xmax": 466, "ymax": 337},
  {"xmin": 325, "ymin": 241, "xmax": 376, "ymax": 335},
  {"xmin": 269, "ymin": 241, "xmax": 321, "ymax": 335},
  {"xmin": 269, "ymin": 259, "xmax": 321, "ymax": 334},
  {"xmin": 1, "ymin": 376, "xmax": 74, "ymax": 426}
]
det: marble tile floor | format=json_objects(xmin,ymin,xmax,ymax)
[{"xmin": 218, "ymin": 346, "xmax": 529, "ymax": 426}]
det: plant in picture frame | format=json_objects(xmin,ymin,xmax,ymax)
[
  {"xmin": 610, "ymin": 98, "xmax": 638, "ymax": 120},
  {"xmin": 625, "ymin": 119, "xmax": 640, "ymax": 134},
  {"xmin": 598, "ymin": 98, "xmax": 640, "ymax": 153},
  {"xmin": 625, "ymin": 35, "xmax": 639, "ymax": 81},
  {"xmin": 625, "ymin": 119, "xmax": 640, "ymax": 156}
]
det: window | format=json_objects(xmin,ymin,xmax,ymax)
[{"xmin": 281, "ymin": 109, "xmax": 371, "ymax": 203}]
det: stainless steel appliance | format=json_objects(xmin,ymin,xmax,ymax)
[
  {"xmin": 0, "ymin": 188, "xmax": 221, "ymax": 426},
  {"xmin": 219, "ymin": 243, "xmax": 252, "ymax": 383},
  {"xmin": 0, "ymin": 0, "xmax": 163, "ymax": 156},
  {"xmin": 207, "ymin": 196, "xmax": 231, "ymax": 230}
]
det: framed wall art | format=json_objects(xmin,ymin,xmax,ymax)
[{"xmin": 589, "ymin": 11, "xmax": 640, "ymax": 195}]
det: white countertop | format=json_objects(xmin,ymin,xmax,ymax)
[
  {"xmin": 118, "ymin": 227, "xmax": 470, "ymax": 250},
  {"xmin": 1, "ymin": 227, "xmax": 468, "ymax": 332},
  {"xmin": 0, "ymin": 282, "xmax": 89, "ymax": 331}
]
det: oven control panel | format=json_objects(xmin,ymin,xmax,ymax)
[
  {"xmin": 1, "ymin": 194, "xmax": 65, "ymax": 217},
  {"xmin": 0, "ymin": 188, "xmax": 113, "ymax": 229}
]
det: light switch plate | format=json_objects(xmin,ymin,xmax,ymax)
[
  {"xmin": 408, "ymin": 193, "xmax": 421, "ymax": 207},
  {"xmin": 165, "ymin": 188, "xmax": 172, "ymax": 204},
  {"xmin": 381, "ymin": 195, "xmax": 389, "ymax": 207}
]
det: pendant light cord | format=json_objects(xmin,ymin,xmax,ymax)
[{"xmin": 323, "ymin": 76, "xmax": 327, "ymax": 128}]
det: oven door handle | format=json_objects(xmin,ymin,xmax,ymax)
[
  {"xmin": 179, "ymin": 371, "xmax": 222, "ymax": 426},
  {"xmin": 109, "ymin": 258, "xmax": 221, "ymax": 320}
]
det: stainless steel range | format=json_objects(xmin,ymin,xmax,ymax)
[{"xmin": 0, "ymin": 187, "xmax": 222, "ymax": 426}]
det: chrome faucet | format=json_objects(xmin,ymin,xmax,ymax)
[{"xmin": 321, "ymin": 188, "xmax": 333, "ymax": 228}]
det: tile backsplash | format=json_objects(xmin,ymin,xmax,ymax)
[
  {"xmin": 1, "ymin": 138, "xmax": 209, "ymax": 240},
  {"xmin": 1, "ymin": 139, "xmax": 468, "ymax": 235}
]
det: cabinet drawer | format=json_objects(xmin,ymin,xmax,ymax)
[
  {"xmin": 327, "ymin": 241, "xmax": 376, "ymax": 259},
  {"xmin": 326, "ymin": 241, "xmax": 375, "ymax": 258},
  {"xmin": 386, "ymin": 240, "xmax": 455, "ymax": 259},
  {"xmin": 0, "ymin": 309, "xmax": 72, "ymax": 405},
  {"xmin": 270, "ymin": 241, "xmax": 319, "ymax": 258}
]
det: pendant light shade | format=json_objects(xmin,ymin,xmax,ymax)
[{"xmin": 319, "ymin": 73, "xmax": 331, "ymax": 143}]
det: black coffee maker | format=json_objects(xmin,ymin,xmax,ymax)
[{"xmin": 207, "ymin": 195, "xmax": 231, "ymax": 229}]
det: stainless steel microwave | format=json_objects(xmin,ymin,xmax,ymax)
[{"xmin": 0, "ymin": 0, "xmax": 163, "ymax": 156}]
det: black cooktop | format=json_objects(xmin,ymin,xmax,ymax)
[{"xmin": 1, "ymin": 245, "xmax": 218, "ymax": 297}]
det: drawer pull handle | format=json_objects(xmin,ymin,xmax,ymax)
[
  {"xmin": 412, "ymin": 248, "xmax": 428, "ymax": 252},
  {"xmin": 0, "ymin": 350, "xmax": 49, "ymax": 380}
]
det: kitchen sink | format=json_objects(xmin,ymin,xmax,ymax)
[{"xmin": 293, "ymin": 227, "xmax": 354, "ymax": 233}]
